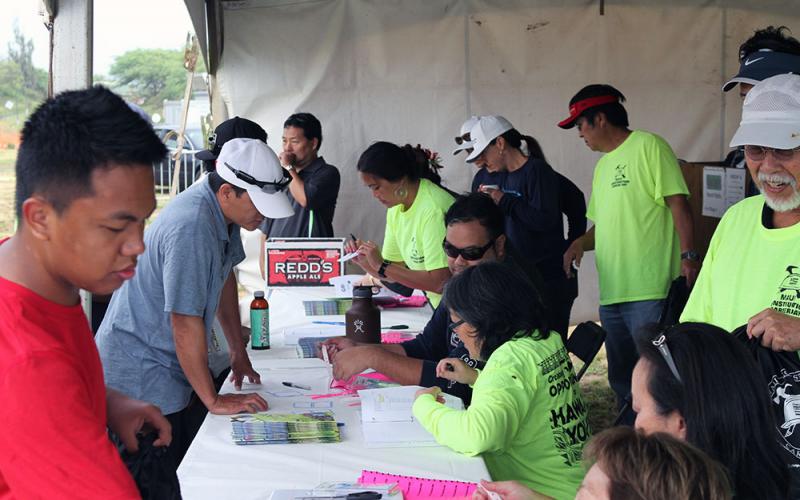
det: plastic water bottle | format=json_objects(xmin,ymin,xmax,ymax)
[{"xmin": 250, "ymin": 291, "xmax": 270, "ymax": 350}]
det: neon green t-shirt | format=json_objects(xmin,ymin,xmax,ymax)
[
  {"xmin": 586, "ymin": 130, "xmax": 688, "ymax": 305},
  {"xmin": 681, "ymin": 195, "xmax": 800, "ymax": 331},
  {"xmin": 412, "ymin": 333, "xmax": 590, "ymax": 500},
  {"xmin": 382, "ymin": 178, "xmax": 454, "ymax": 308}
]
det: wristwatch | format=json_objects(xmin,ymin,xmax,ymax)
[
  {"xmin": 680, "ymin": 250, "xmax": 700, "ymax": 262},
  {"xmin": 378, "ymin": 260, "xmax": 390, "ymax": 278},
  {"xmin": 284, "ymin": 164, "xmax": 294, "ymax": 172}
]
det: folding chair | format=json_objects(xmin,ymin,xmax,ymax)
[{"xmin": 566, "ymin": 321, "xmax": 607, "ymax": 382}]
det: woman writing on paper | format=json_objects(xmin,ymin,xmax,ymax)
[
  {"xmin": 412, "ymin": 261, "xmax": 589, "ymax": 500},
  {"xmin": 349, "ymin": 142, "xmax": 454, "ymax": 308}
]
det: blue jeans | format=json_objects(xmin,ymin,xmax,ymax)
[{"xmin": 599, "ymin": 299, "xmax": 664, "ymax": 405}]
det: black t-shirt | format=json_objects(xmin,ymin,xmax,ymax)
[{"xmin": 260, "ymin": 156, "xmax": 341, "ymax": 238}]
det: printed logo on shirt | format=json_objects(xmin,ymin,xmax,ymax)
[
  {"xmin": 611, "ymin": 164, "xmax": 630, "ymax": 188},
  {"xmin": 768, "ymin": 369, "xmax": 800, "ymax": 460},
  {"xmin": 409, "ymin": 236, "xmax": 425, "ymax": 265},
  {"xmin": 540, "ymin": 347, "xmax": 591, "ymax": 466},
  {"xmin": 770, "ymin": 265, "xmax": 800, "ymax": 318},
  {"xmin": 450, "ymin": 330, "xmax": 479, "ymax": 368}
]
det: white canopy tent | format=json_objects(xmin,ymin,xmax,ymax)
[
  {"xmin": 182, "ymin": 0, "xmax": 799, "ymax": 322},
  {"xmin": 48, "ymin": 0, "xmax": 800, "ymax": 322}
]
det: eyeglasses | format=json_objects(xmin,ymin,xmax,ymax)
[
  {"xmin": 652, "ymin": 334, "xmax": 682, "ymax": 384},
  {"xmin": 224, "ymin": 162, "xmax": 291, "ymax": 194},
  {"xmin": 743, "ymin": 145, "xmax": 800, "ymax": 161},
  {"xmin": 450, "ymin": 319, "xmax": 466, "ymax": 330},
  {"xmin": 454, "ymin": 133, "xmax": 470, "ymax": 145},
  {"xmin": 442, "ymin": 238, "xmax": 496, "ymax": 261}
]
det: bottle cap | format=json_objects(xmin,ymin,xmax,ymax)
[
  {"xmin": 254, "ymin": 291, "xmax": 265, "ymax": 298},
  {"xmin": 352, "ymin": 285, "xmax": 374, "ymax": 299}
]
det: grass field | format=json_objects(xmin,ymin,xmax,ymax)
[{"xmin": 0, "ymin": 150, "xmax": 619, "ymax": 431}]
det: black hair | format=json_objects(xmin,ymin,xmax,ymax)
[
  {"xmin": 356, "ymin": 141, "xmax": 445, "ymax": 186},
  {"xmin": 15, "ymin": 86, "xmax": 167, "ymax": 218},
  {"xmin": 521, "ymin": 135, "xmax": 547, "ymax": 162},
  {"xmin": 636, "ymin": 323, "xmax": 789, "ymax": 500},
  {"xmin": 443, "ymin": 261, "xmax": 548, "ymax": 360},
  {"xmin": 207, "ymin": 171, "xmax": 246, "ymax": 196},
  {"xmin": 739, "ymin": 26, "xmax": 800, "ymax": 60},
  {"xmin": 568, "ymin": 84, "xmax": 629, "ymax": 129},
  {"xmin": 284, "ymin": 112, "xmax": 322, "ymax": 150},
  {"xmin": 496, "ymin": 128, "xmax": 524, "ymax": 150},
  {"xmin": 444, "ymin": 192, "xmax": 504, "ymax": 241}
]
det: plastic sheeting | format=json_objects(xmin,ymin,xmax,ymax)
[{"xmin": 211, "ymin": 0, "xmax": 800, "ymax": 322}]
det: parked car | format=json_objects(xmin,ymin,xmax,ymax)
[{"xmin": 152, "ymin": 125, "xmax": 205, "ymax": 193}]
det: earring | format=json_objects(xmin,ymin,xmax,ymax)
[{"xmin": 395, "ymin": 184, "xmax": 408, "ymax": 200}]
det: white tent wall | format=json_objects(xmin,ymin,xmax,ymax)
[{"xmin": 200, "ymin": 0, "xmax": 799, "ymax": 323}]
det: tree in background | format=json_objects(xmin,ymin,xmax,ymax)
[
  {"xmin": 109, "ymin": 48, "xmax": 205, "ymax": 116},
  {"xmin": 0, "ymin": 23, "xmax": 47, "ymax": 133}
]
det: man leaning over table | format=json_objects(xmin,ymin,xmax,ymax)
[
  {"xmin": 96, "ymin": 138, "xmax": 295, "ymax": 464},
  {"xmin": 681, "ymin": 74, "xmax": 800, "ymax": 349},
  {"xmin": 0, "ymin": 86, "xmax": 171, "ymax": 498},
  {"xmin": 323, "ymin": 192, "xmax": 547, "ymax": 404}
]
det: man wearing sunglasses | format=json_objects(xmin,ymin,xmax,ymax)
[
  {"xmin": 682, "ymin": 74, "xmax": 800, "ymax": 352},
  {"xmin": 322, "ymin": 193, "xmax": 545, "ymax": 403},
  {"xmin": 96, "ymin": 138, "xmax": 294, "ymax": 464}
]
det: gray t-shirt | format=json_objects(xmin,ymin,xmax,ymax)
[{"xmin": 96, "ymin": 178, "xmax": 245, "ymax": 415}]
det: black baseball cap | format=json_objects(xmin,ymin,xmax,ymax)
[
  {"xmin": 723, "ymin": 50, "xmax": 800, "ymax": 92},
  {"xmin": 195, "ymin": 116, "xmax": 267, "ymax": 160}
]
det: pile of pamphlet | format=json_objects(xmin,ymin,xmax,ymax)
[{"xmin": 230, "ymin": 411, "xmax": 340, "ymax": 445}]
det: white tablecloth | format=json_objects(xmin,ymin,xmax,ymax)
[{"xmin": 177, "ymin": 287, "xmax": 489, "ymax": 500}]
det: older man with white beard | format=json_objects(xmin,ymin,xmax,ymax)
[{"xmin": 681, "ymin": 73, "xmax": 800, "ymax": 351}]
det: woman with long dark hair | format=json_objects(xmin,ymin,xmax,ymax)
[
  {"xmin": 632, "ymin": 322, "xmax": 789, "ymax": 499},
  {"xmin": 350, "ymin": 141, "xmax": 454, "ymax": 307},
  {"xmin": 412, "ymin": 261, "xmax": 589, "ymax": 500}
]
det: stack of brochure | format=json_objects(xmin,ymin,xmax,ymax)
[{"xmin": 230, "ymin": 411, "xmax": 341, "ymax": 445}]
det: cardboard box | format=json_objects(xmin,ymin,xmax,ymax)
[{"xmin": 265, "ymin": 238, "xmax": 344, "ymax": 286}]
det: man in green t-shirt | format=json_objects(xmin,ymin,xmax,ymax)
[
  {"xmin": 682, "ymin": 74, "xmax": 800, "ymax": 350},
  {"xmin": 558, "ymin": 84, "xmax": 698, "ymax": 408}
]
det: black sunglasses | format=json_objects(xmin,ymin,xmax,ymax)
[
  {"xmin": 224, "ymin": 162, "xmax": 291, "ymax": 194},
  {"xmin": 454, "ymin": 133, "xmax": 471, "ymax": 145},
  {"xmin": 442, "ymin": 238, "xmax": 496, "ymax": 261}
]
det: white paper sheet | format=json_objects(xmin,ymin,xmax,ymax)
[
  {"xmin": 358, "ymin": 386, "xmax": 464, "ymax": 447},
  {"xmin": 702, "ymin": 166, "xmax": 726, "ymax": 218},
  {"xmin": 725, "ymin": 168, "xmax": 747, "ymax": 210}
]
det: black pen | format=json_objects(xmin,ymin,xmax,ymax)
[
  {"xmin": 350, "ymin": 233, "xmax": 357, "ymax": 242},
  {"xmin": 282, "ymin": 381, "xmax": 311, "ymax": 390}
]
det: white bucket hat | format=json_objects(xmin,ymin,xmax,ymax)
[
  {"xmin": 453, "ymin": 115, "xmax": 481, "ymax": 155},
  {"xmin": 730, "ymin": 73, "xmax": 800, "ymax": 150},
  {"xmin": 216, "ymin": 138, "xmax": 294, "ymax": 219},
  {"xmin": 466, "ymin": 115, "xmax": 513, "ymax": 163}
]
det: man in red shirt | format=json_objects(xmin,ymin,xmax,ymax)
[{"xmin": 0, "ymin": 86, "xmax": 172, "ymax": 498}]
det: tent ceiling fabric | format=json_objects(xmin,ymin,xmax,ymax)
[{"xmin": 197, "ymin": 0, "xmax": 798, "ymax": 322}]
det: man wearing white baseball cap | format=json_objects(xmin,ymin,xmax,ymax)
[
  {"xmin": 682, "ymin": 74, "xmax": 800, "ymax": 348},
  {"xmin": 97, "ymin": 138, "xmax": 293, "ymax": 465}
]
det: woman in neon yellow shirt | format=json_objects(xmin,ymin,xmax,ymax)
[
  {"xmin": 350, "ymin": 141, "xmax": 454, "ymax": 307},
  {"xmin": 412, "ymin": 261, "xmax": 589, "ymax": 500}
]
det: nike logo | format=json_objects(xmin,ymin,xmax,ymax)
[{"xmin": 744, "ymin": 57, "xmax": 764, "ymax": 66}]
